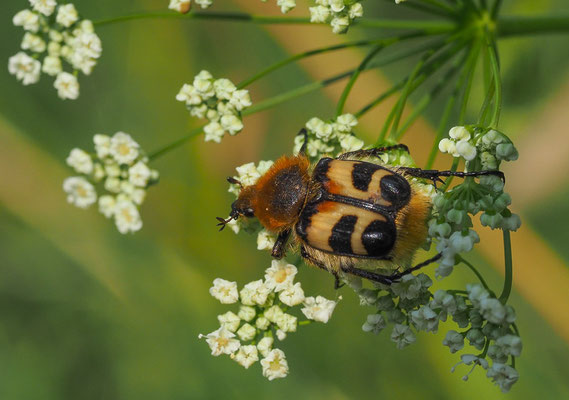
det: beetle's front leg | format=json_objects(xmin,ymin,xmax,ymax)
[{"xmin": 271, "ymin": 229, "xmax": 291, "ymax": 259}]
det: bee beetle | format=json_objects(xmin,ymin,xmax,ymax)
[{"xmin": 217, "ymin": 129, "xmax": 503, "ymax": 288}]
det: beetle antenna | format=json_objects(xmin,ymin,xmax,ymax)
[
  {"xmin": 227, "ymin": 177, "xmax": 242, "ymax": 188},
  {"xmin": 216, "ymin": 215, "xmax": 236, "ymax": 231}
]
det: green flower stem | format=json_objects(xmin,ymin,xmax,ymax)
[
  {"xmin": 499, "ymin": 229, "xmax": 513, "ymax": 303},
  {"xmin": 298, "ymin": 320, "xmax": 313, "ymax": 326},
  {"xmin": 479, "ymin": 337, "xmax": 490, "ymax": 358},
  {"xmin": 394, "ymin": 0, "xmax": 457, "ymax": 18},
  {"xmin": 485, "ymin": 29, "xmax": 502, "ymax": 127},
  {"xmin": 457, "ymin": 38, "xmax": 482, "ymax": 124},
  {"xmin": 491, "ymin": 0, "xmax": 503, "ymax": 19},
  {"xmin": 385, "ymin": 50, "xmax": 433, "ymax": 141},
  {"xmin": 93, "ymin": 10, "xmax": 457, "ymax": 33},
  {"xmin": 458, "ymin": 255, "xmax": 493, "ymax": 294},
  {"xmin": 336, "ymin": 44, "xmax": 385, "ymax": 117},
  {"xmin": 424, "ymin": 42, "xmax": 478, "ymax": 168},
  {"xmin": 148, "ymin": 126, "xmax": 204, "ymax": 160},
  {"xmin": 497, "ymin": 15, "xmax": 569, "ymax": 37}
]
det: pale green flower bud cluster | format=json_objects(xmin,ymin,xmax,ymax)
[
  {"xmin": 356, "ymin": 273, "xmax": 520, "ymax": 391},
  {"xmin": 309, "ymin": 0, "xmax": 364, "ymax": 34},
  {"xmin": 10, "ymin": 1, "xmax": 102, "ymax": 100},
  {"xmin": 168, "ymin": 0, "xmax": 212, "ymax": 14},
  {"xmin": 430, "ymin": 126, "xmax": 520, "ymax": 278},
  {"xmin": 293, "ymin": 113, "xmax": 363, "ymax": 162},
  {"xmin": 176, "ymin": 70, "xmax": 252, "ymax": 143},
  {"xmin": 201, "ymin": 260, "xmax": 338, "ymax": 380},
  {"xmin": 63, "ymin": 132, "xmax": 159, "ymax": 234},
  {"xmin": 260, "ymin": 0, "xmax": 297, "ymax": 14}
]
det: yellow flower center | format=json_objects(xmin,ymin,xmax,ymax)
[
  {"xmin": 274, "ymin": 269, "xmax": 288, "ymax": 283},
  {"xmin": 118, "ymin": 143, "xmax": 131, "ymax": 156}
]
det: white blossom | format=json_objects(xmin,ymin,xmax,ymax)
[
  {"xmin": 257, "ymin": 229, "xmax": 276, "ymax": 251},
  {"xmin": 21, "ymin": 33, "xmax": 46, "ymax": 53},
  {"xmin": 301, "ymin": 296, "xmax": 337, "ymax": 323},
  {"xmin": 209, "ymin": 278, "xmax": 239, "ymax": 304},
  {"xmin": 487, "ymin": 363, "xmax": 519, "ymax": 393},
  {"xmin": 449, "ymin": 126, "xmax": 471, "ymax": 141},
  {"xmin": 410, "ymin": 306, "xmax": 439, "ymax": 332},
  {"xmin": 98, "ymin": 195, "xmax": 116, "ymax": 218},
  {"xmin": 391, "ymin": 324, "xmax": 416, "ymax": 349},
  {"xmin": 240, "ymin": 280, "xmax": 271, "ymax": 306},
  {"xmin": 113, "ymin": 199, "xmax": 143, "ymax": 234},
  {"xmin": 456, "ymin": 140, "xmax": 477, "ymax": 161},
  {"xmin": 276, "ymin": 0, "xmax": 296, "ymax": 13},
  {"xmin": 56, "ymin": 4, "xmax": 79, "ymax": 28},
  {"xmin": 237, "ymin": 305, "xmax": 256, "ymax": 322},
  {"xmin": 255, "ymin": 316, "xmax": 270, "ymax": 331},
  {"xmin": 66, "ymin": 148, "xmax": 93, "ymax": 174},
  {"xmin": 260, "ymin": 349, "xmax": 289, "ymax": 380},
  {"xmin": 63, "ymin": 176, "xmax": 97, "ymax": 208},
  {"xmin": 279, "ymin": 282, "xmax": 305, "ymax": 306},
  {"xmin": 110, "ymin": 132, "xmax": 140, "ymax": 165},
  {"xmin": 257, "ymin": 336, "xmax": 274, "ymax": 358},
  {"xmin": 218, "ymin": 311, "xmax": 241, "ymax": 332},
  {"xmin": 309, "ymin": 6, "xmax": 330, "ymax": 23},
  {"xmin": 264, "ymin": 305, "xmax": 284, "ymax": 324},
  {"xmin": 236, "ymin": 323, "xmax": 256, "ymax": 342},
  {"xmin": 54, "ymin": 72, "xmax": 79, "ymax": 100},
  {"xmin": 169, "ymin": 0, "xmax": 191, "ymax": 13},
  {"xmin": 199, "ymin": 327, "xmax": 240, "ymax": 356},
  {"xmin": 30, "ymin": 0, "xmax": 57, "ymax": 16},
  {"xmin": 443, "ymin": 330, "xmax": 465, "ymax": 353},
  {"xmin": 362, "ymin": 314, "xmax": 386, "ymax": 335},
  {"xmin": 232, "ymin": 345, "xmax": 258, "ymax": 369},
  {"xmin": 204, "ymin": 122, "xmax": 225, "ymax": 143},
  {"xmin": 128, "ymin": 161, "xmax": 151, "ymax": 187},
  {"xmin": 275, "ymin": 313, "xmax": 297, "ymax": 333},
  {"xmin": 8, "ymin": 52, "xmax": 41, "ymax": 85},
  {"xmin": 13, "ymin": 9, "xmax": 40, "ymax": 32},
  {"xmin": 264, "ymin": 259, "xmax": 297, "ymax": 292},
  {"xmin": 42, "ymin": 55, "xmax": 62, "ymax": 76}
]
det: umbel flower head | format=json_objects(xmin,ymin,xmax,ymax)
[
  {"xmin": 200, "ymin": 259, "xmax": 338, "ymax": 380},
  {"xmin": 309, "ymin": 0, "xmax": 364, "ymax": 34},
  {"xmin": 176, "ymin": 70, "xmax": 252, "ymax": 143},
  {"xmin": 63, "ymin": 132, "xmax": 159, "ymax": 234},
  {"xmin": 168, "ymin": 0, "xmax": 213, "ymax": 13},
  {"xmin": 9, "ymin": 1, "xmax": 102, "ymax": 100}
]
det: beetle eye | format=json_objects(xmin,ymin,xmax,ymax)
[{"xmin": 243, "ymin": 208, "xmax": 255, "ymax": 217}]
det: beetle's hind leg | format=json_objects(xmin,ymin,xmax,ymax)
[
  {"xmin": 340, "ymin": 264, "xmax": 398, "ymax": 285},
  {"xmin": 337, "ymin": 144, "xmax": 409, "ymax": 161},
  {"xmin": 386, "ymin": 253, "xmax": 442, "ymax": 281},
  {"xmin": 300, "ymin": 246, "xmax": 343, "ymax": 289},
  {"xmin": 398, "ymin": 167, "xmax": 505, "ymax": 189}
]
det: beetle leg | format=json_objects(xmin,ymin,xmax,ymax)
[
  {"xmin": 300, "ymin": 246, "xmax": 343, "ymax": 289},
  {"xmin": 271, "ymin": 229, "xmax": 291, "ymax": 259},
  {"xmin": 386, "ymin": 253, "xmax": 442, "ymax": 281},
  {"xmin": 337, "ymin": 144, "xmax": 410, "ymax": 161},
  {"xmin": 398, "ymin": 167, "xmax": 505, "ymax": 188},
  {"xmin": 297, "ymin": 128, "xmax": 309, "ymax": 156},
  {"xmin": 340, "ymin": 264, "xmax": 398, "ymax": 285}
]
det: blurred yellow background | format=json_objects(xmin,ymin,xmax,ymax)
[{"xmin": 1, "ymin": 0, "xmax": 569, "ymax": 398}]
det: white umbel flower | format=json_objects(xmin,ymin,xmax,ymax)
[
  {"xmin": 209, "ymin": 278, "xmax": 239, "ymax": 304},
  {"xmin": 309, "ymin": 6, "xmax": 330, "ymax": 23},
  {"xmin": 301, "ymin": 296, "xmax": 337, "ymax": 323},
  {"xmin": 128, "ymin": 161, "xmax": 151, "ymax": 187},
  {"xmin": 232, "ymin": 345, "xmax": 258, "ymax": 369},
  {"xmin": 264, "ymin": 259, "xmax": 298, "ymax": 292},
  {"xmin": 110, "ymin": 132, "xmax": 140, "ymax": 165},
  {"xmin": 279, "ymin": 282, "xmax": 305, "ymax": 306},
  {"xmin": 218, "ymin": 311, "xmax": 241, "ymax": 332},
  {"xmin": 98, "ymin": 195, "xmax": 116, "ymax": 218},
  {"xmin": 42, "ymin": 55, "xmax": 62, "ymax": 76},
  {"xmin": 276, "ymin": 0, "xmax": 296, "ymax": 13},
  {"xmin": 257, "ymin": 336, "xmax": 274, "ymax": 358},
  {"xmin": 63, "ymin": 177, "xmax": 97, "ymax": 208},
  {"xmin": 199, "ymin": 327, "xmax": 241, "ymax": 356},
  {"xmin": 169, "ymin": 0, "xmax": 191, "ymax": 13},
  {"xmin": 13, "ymin": 9, "xmax": 40, "ymax": 32},
  {"xmin": 113, "ymin": 199, "xmax": 143, "ymax": 234},
  {"xmin": 257, "ymin": 229, "xmax": 277, "ymax": 251},
  {"xmin": 66, "ymin": 148, "xmax": 93, "ymax": 174},
  {"xmin": 21, "ymin": 33, "xmax": 46, "ymax": 53},
  {"xmin": 54, "ymin": 72, "xmax": 79, "ymax": 100},
  {"xmin": 30, "ymin": 0, "xmax": 57, "ymax": 16},
  {"xmin": 195, "ymin": 0, "xmax": 213, "ymax": 8},
  {"xmin": 240, "ymin": 280, "xmax": 271, "ymax": 306},
  {"xmin": 8, "ymin": 52, "xmax": 41, "ymax": 85},
  {"xmin": 260, "ymin": 349, "xmax": 289, "ymax": 381},
  {"xmin": 56, "ymin": 4, "xmax": 79, "ymax": 27},
  {"xmin": 236, "ymin": 323, "xmax": 257, "ymax": 341}
]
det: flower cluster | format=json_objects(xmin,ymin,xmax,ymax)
[
  {"xmin": 293, "ymin": 113, "xmax": 364, "ymax": 161},
  {"xmin": 176, "ymin": 70, "xmax": 252, "ymax": 143},
  {"xmin": 260, "ymin": 0, "xmax": 297, "ymax": 14},
  {"xmin": 354, "ymin": 271, "xmax": 520, "ymax": 391},
  {"xmin": 431, "ymin": 126, "xmax": 520, "ymax": 278},
  {"xmin": 168, "ymin": 0, "xmax": 212, "ymax": 13},
  {"xmin": 200, "ymin": 260, "xmax": 338, "ymax": 380},
  {"xmin": 9, "ymin": 1, "xmax": 102, "ymax": 100},
  {"xmin": 63, "ymin": 132, "xmax": 159, "ymax": 234},
  {"xmin": 309, "ymin": 0, "xmax": 364, "ymax": 34}
]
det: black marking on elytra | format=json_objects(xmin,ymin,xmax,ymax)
[
  {"xmin": 313, "ymin": 157, "xmax": 333, "ymax": 184},
  {"xmin": 380, "ymin": 174, "xmax": 411, "ymax": 208},
  {"xmin": 329, "ymin": 215, "xmax": 357, "ymax": 254},
  {"xmin": 351, "ymin": 162, "xmax": 381, "ymax": 191},
  {"xmin": 295, "ymin": 200, "xmax": 320, "ymax": 241},
  {"xmin": 270, "ymin": 165, "xmax": 308, "ymax": 219},
  {"xmin": 362, "ymin": 219, "xmax": 396, "ymax": 257}
]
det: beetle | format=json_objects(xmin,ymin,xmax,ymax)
[{"xmin": 217, "ymin": 129, "xmax": 503, "ymax": 288}]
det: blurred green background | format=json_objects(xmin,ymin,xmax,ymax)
[{"xmin": 1, "ymin": 0, "xmax": 569, "ymax": 399}]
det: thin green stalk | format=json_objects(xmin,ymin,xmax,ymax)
[
  {"xmin": 457, "ymin": 38, "xmax": 482, "ymax": 124},
  {"xmin": 497, "ymin": 15, "xmax": 569, "ymax": 37},
  {"xmin": 485, "ymin": 29, "xmax": 502, "ymax": 127},
  {"xmin": 477, "ymin": 81, "xmax": 495, "ymax": 125},
  {"xmin": 491, "ymin": 0, "xmax": 503, "ymax": 19},
  {"xmin": 336, "ymin": 44, "xmax": 385, "ymax": 117},
  {"xmin": 298, "ymin": 320, "xmax": 313, "ymax": 326},
  {"xmin": 149, "ymin": 126, "xmax": 203, "ymax": 160},
  {"xmin": 458, "ymin": 256, "xmax": 493, "ymax": 293},
  {"xmin": 93, "ymin": 10, "xmax": 457, "ymax": 33},
  {"xmin": 396, "ymin": 0, "xmax": 456, "ymax": 18},
  {"xmin": 499, "ymin": 229, "xmax": 513, "ymax": 303},
  {"xmin": 385, "ymin": 51, "xmax": 433, "ymax": 141}
]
